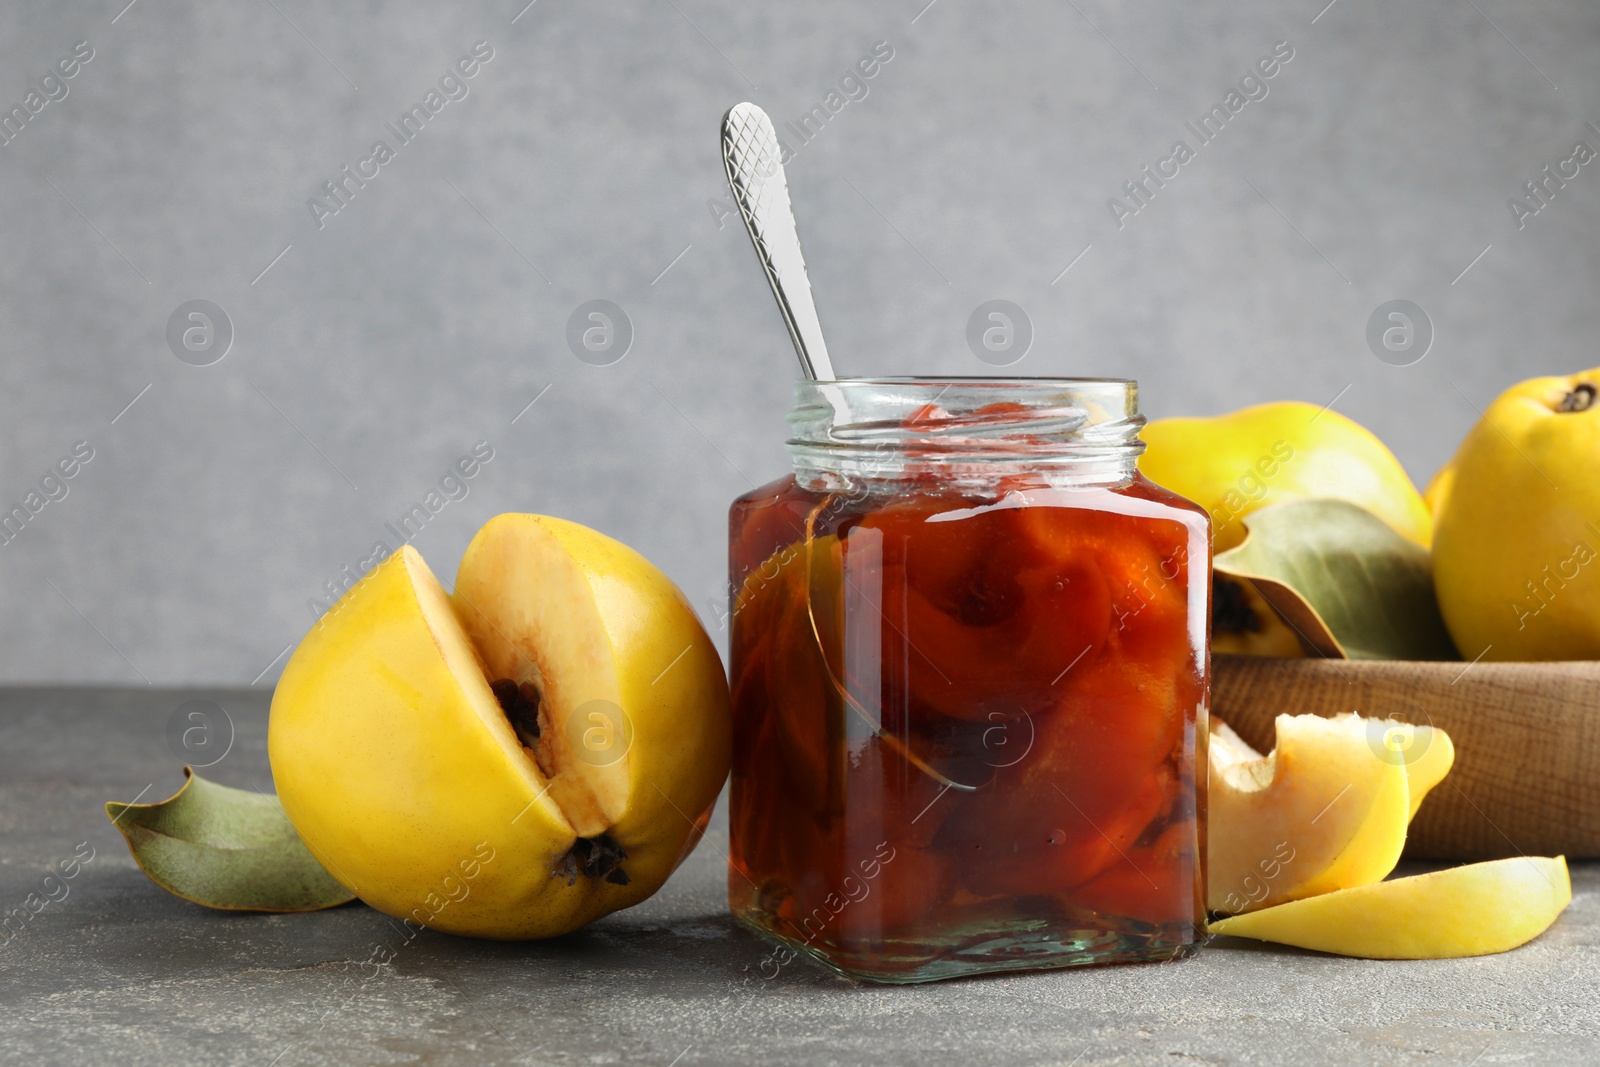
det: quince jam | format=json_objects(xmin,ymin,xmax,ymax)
[{"xmin": 728, "ymin": 389, "xmax": 1209, "ymax": 982}]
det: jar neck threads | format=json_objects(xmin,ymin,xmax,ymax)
[{"xmin": 786, "ymin": 377, "xmax": 1145, "ymax": 489}]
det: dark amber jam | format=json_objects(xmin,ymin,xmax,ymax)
[{"xmin": 727, "ymin": 380, "xmax": 1209, "ymax": 982}]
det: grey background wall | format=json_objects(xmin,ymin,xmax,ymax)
[{"xmin": 0, "ymin": 0, "xmax": 1595, "ymax": 685}]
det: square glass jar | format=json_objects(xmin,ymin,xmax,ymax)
[{"xmin": 727, "ymin": 378, "xmax": 1210, "ymax": 983}]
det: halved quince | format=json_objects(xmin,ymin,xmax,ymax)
[
  {"xmin": 268, "ymin": 514, "xmax": 731, "ymax": 939},
  {"xmin": 1208, "ymin": 713, "xmax": 1452, "ymax": 914},
  {"xmin": 1209, "ymin": 856, "xmax": 1571, "ymax": 958},
  {"xmin": 1212, "ymin": 575, "xmax": 1305, "ymax": 657}
]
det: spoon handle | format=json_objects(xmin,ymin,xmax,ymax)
[{"xmin": 721, "ymin": 102, "xmax": 836, "ymax": 381}]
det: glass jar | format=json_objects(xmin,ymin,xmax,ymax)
[{"xmin": 727, "ymin": 378, "xmax": 1210, "ymax": 983}]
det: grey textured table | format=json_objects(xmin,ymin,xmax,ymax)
[{"xmin": 1, "ymin": 688, "xmax": 1595, "ymax": 1065}]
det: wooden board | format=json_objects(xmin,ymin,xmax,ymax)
[{"xmin": 1212, "ymin": 654, "xmax": 1600, "ymax": 860}]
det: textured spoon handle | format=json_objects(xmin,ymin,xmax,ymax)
[{"xmin": 721, "ymin": 102, "xmax": 835, "ymax": 381}]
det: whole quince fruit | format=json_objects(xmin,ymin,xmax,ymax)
[
  {"xmin": 268, "ymin": 514, "xmax": 731, "ymax": 938},
  {"xmin": 1432, "ymin": 369, "xmax": 1600, "ymax": 660},
  {"xmin": 1140, "ymin": 401, "xmax": 1432, "ymax": 655}
]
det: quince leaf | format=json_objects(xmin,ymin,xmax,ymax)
[
  {"xmin": 1215, "ymin": 498, "xmax": 1460, "ymax": 661},
  {"xmin": 105, "ymin": 768, "xmax": 355, "ymax": 912}
]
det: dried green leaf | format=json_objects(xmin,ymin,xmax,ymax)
[
  {"xmin": 1215, "ymin": 498, "xmax": 1460, "ymax": 661},
  {"xmin": 106, "ymin": 768, "xmax": 354, "ymax": 912}
]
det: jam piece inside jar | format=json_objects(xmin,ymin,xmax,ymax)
[{"xmin": 728, "ymin": 392, "xmax": 1209, "ymax": 982}]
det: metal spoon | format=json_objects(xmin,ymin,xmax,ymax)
[
  {"xmin": 720, "ymin": 102, "xmax": 837, "ymax": 381},
  {"xmin": 720, "ymin": 105, "xmax": 983, "ymax": 791}
]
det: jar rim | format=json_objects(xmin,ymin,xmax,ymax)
[{"xmin": 786, "ymin": 376, "xmax": 1144, "ymax": 484}]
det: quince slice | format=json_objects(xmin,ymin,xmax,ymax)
[
  {"xmin": 1208, "ymin": 713, "xmax": 1450, "ymax": 914},
  {"xmin": 1209, "ymin": 856, "xmax": 1571, "ymax": 958},
  {"xmin": 269, "ymin": 515, "xmax": 730, "ymax": 939}
]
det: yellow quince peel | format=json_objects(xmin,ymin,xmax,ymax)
[
  {"xmin": 1209, "ymin": 856, "xmax": 1571, "ymax": 959},
  {"xmin": 1209, "ymin": 713, "xmax": 1571, "ymax": 958}
]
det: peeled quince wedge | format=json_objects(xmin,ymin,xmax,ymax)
[
  {"xmin": 1209, "ymin": 856, "xmax": 1571, "ymax": 958},
  {"xmin": 1389, "ymin": 720, "xmax": 1454, "ymax": 820},
  {"xmin": 1208, "ymin": 713, "xmax": 1451, "ymax": 914},
  {"xmin": 268, "ymin": 514, "xmax": 731, "ymax": 939}
]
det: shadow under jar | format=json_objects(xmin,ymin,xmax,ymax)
[{"xmin": 727, "ymin": 378, "xmax": 1211, "ymax": 983}]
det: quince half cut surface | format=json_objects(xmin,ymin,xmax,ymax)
[
  {"xmin": 268, "ymin": 515, "xmax": 731, "ymax": 939},
  {"xmin": 1209, "ymin": 856, "xmax": 1571, "ymax": 959},
  {"xmin": 1207, "ymin": 713, "xmax": 1452, "ymax": 914},
  {"xmin": 1211, "ymin": 574, "xmax": 1305, "ymax": 658}
]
